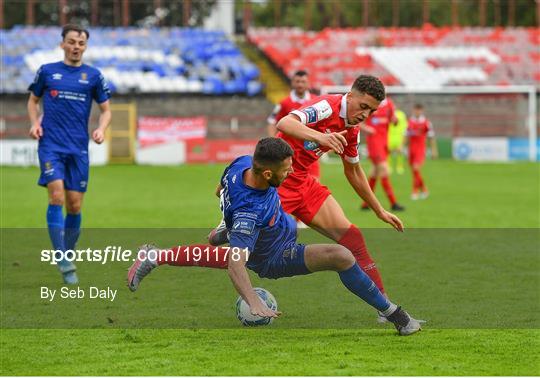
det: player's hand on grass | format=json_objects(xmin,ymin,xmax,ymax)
[
  {"xmin": 250, "ymin": 301, "xmax": 282, "ymax": 318},
  {"xmin": 316, "ymin": 130, "xmax": 348, "ymax": 154},
  {"xmin": 92, "ymin": 128, "xmax": 105, "ymax": 144},
  {"xmin": 29, "ymin": 123, "xmax": 43, "ymax": 140},
  {"xmin": 377, "ymin": 210, "xmax": 404, "ymax": 232}
]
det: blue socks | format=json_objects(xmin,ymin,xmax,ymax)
[
  {"xmin": 47, "ymin": 205, "xmax": 82, "ymax": 268},
  {"xmin": 64, "ymin": 213, "xmax": 81, "ymax": 251},
  {"xmin": 339, "ymin": 263, "xmax": 391, "ymax": 312},
  {"xmin": 47, "ymin": 204, "xmax": 66, "ymax": 256}
]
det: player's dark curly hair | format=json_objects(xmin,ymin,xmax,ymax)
[
  {"xmin": 253, "ymin": 137, "xmax": 293, "ymax": 172},
  {"xmin": 62, "ymin": 24, "xmax": 90, "ymax": 40},
  {"xmin": 351, "ymin": 75, "xmax": 386, "ymax": 102}
]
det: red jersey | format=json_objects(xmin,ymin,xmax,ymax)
[
  {"xmin": 365, "ymin": 97, "xmax": 396, "ymax": 145},
  {"xmin": 278, "ymin": 94, "xmax": 360, "ymax": 180},
  {"xmin": 407, "ymin": 115, "xmax": 434, "ymax": 153},
  {"xmin": 267, "ymin": 91, "xmax": 313, "ymax": 125}
]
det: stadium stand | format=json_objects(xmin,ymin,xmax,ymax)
[
  {"xmin": 247, "ymin": 26, "xmax": 540, "ymax": 89},
  {"xmin": 0, "ymin": 26, "xmax": 263, "ymax": 96}
]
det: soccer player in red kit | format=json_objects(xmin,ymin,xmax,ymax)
[
  {"xmin": 267, "ymin": 70, "xmax": 320, "ymax": 180},
  {"xmin": 406, "ymin": 104, "xmax": 438, "ymax": 200},
  {"xmin": 275, "ymin": 75, "xmax": 405, "ymax": 319},
  {"xmin": 361, "ymin": 97, "xmax": 405, "ymax": 211}
]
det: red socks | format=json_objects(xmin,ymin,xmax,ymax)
[
  {"xmin": 380, "ymin": 176, "xmax": 397, "ymax": 206},
  {"xmin": 157, "ymin": 244, "xmax": 229, "ymax": 269},
  {"xmin": 413, "ymin": 169, "xmax": 425, "ymax": 192},
  {"xmin": 338, "ymin": 225, "xmax": 385, "ymax": 293},
  {"xmin": 368, "ymin": 176, "xmax": 377, "ymax": 191},
  {"xmin": 364, "ymin": 176, "xmax": 397, "ymax": 207}
]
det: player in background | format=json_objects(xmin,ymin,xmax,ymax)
[
  {"xmin": 406, "ymin": 104, "xmax": 438, "ymax": 200},
  {"xmin": 388, "ymin": 108, "xmax": 408, "ymax": 175},
  {"xmin": 267, "ymin": 70, "xmax": 320, "ymax": 181},
  {"xmin": 361, "ymin": 97, "xmax": 405, "ymax": 211},
  {"xmin": 128, "ymin": 138, "xmax": 422, "ymax": 336},
  {"xmin": 27, "ymin": 24, "xmax": 111, "ymax": 284}
]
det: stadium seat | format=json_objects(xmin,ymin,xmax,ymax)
[
  {"xmin": 247, "ymin": 26, "xmax": 538, "ymax": 89},
  {"xmin": 0, "ymin": 26, "xmax": 261, "ymax": 95}
]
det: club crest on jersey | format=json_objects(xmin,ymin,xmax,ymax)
[
  {"xmin": 44, "ymin": 161, "xmax": 54, "ymax": 175},
  {"xmin": 79, "ymin": 72, "xmax": 89, "ymax": 84},
  {"xmin": 50, "ymin": 90, "xmax": 58, "ymax": 97},
  {"xmin": 52, "ymin": 73, "xmax": 62, "ymax": 80}
]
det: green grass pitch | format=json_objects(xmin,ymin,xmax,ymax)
[{"xmin": 1, "ymin": 160, "xmax": 539, "ymax": 375}]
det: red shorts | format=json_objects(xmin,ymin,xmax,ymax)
[
  {"xmin": 409, "ymin": 150, "xmax": 426, "ymax": 166},
  {"xmin": 278, "ymin": 173, "xmax": 331, "ymax": 224},
  {"xmin": 367, "ymin": 140, "xmax": 388, "ymax": 165}
]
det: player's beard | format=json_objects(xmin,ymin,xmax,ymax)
[
  {"xmin": 268, "ymin": 174, "xmax": 285, "ymax": 188},
  {"xmin": 268, "ymin": 177, "xmax": 281, "ymax": 187}
]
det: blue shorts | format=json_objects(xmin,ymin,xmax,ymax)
[
  {"xmin": 38, "ymin": 149, "xmax": 89, "ymax": 192},
  {"xmin": 249, "ymin": 244, "xmax": 311, "ymax": 280}
]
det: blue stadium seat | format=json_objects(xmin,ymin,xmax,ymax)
[{"xmin": 0, "ymin": 26, "xmax": 262, "ymax": 95}]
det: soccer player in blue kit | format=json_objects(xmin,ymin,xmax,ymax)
[
  {"xmin": 28, "ymin": 24, "xmax": 112, "ymax": 284},
  {"xmin": 127, "ymin": 138, "xmax": 422, "ymax": 335}
]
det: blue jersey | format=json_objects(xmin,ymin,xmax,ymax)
[
  {"xmin": 220, "ymin": 156, "xmax": 298, "ymax": 273},
  {"xmin": 28, "ymin": 61, "xmax": 111, "ymax": 154}
]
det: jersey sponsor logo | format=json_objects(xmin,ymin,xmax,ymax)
[
  {"xmin": 50, "ymin": 90, "xmax": 58, "ymax": 98},
  {"xmin": 232, "ymin": 218, "xmax": 256, "ymax": 235},
  {"xmin": 78, "ymin": 72, "xmax": 89, "ymax": 84},
  {"xmin": 55, "ymin": 90, "xmax": 87, "ymax": 102},
  {"xmin": 304, "ymin": 140, "xmax": 320, "ymax": 151},
  {"xmin": 52, "ymin": 73, "xmax": 62, "ymax": 80}
]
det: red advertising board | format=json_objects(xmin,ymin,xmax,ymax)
[
  {"xmin": 186, "ymin": 139, "xmax": 258, "ymax": 163},
  {"xmin": 138, "ymin": 116, "xmax": 207, "ymax": 148}
]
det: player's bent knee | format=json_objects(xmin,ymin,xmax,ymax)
[{"xmin": 331, "ymin": 245, "xmax": 355, "ymax": 271}]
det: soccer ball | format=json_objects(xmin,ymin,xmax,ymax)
[{"xmin": 235, "ymin": 287, "xmax": 278, "ymax": 326}]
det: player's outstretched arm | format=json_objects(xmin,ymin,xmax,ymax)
[
  {"xmin": 92, "ymin": 100, "xmax": 111, "ymax": 144},
  {"xmin": 342, "ymin": 159, "xmax": 404, "ymax": 232},
  {"xmin": 27, "ymin": 93, "xmax": 43, "ymax": 140},
  {"xmin": 359, "ymin": 123, "xmax": 375, "ymax": 135},
  {"xmin": 277, "ymin": 114, "xmax": 348, "ymax": 154},
  {"xmin": 227, "ymin": 249, "xmax": 281, "ymax": 318}
]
